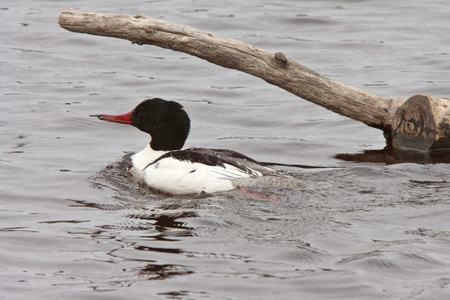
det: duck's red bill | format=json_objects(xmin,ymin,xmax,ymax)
[{"xmin": 95, "ymin": 111, "xmax": 134, "ymax": 124}]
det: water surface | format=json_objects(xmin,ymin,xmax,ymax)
[{"xmin": 1, "ymin": 0, "xmax": 449, "ymax": 299}]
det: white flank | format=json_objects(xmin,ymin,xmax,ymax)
[{"xmin": 129, "ymin": 144, "xmax": 263, "ymax": 195}]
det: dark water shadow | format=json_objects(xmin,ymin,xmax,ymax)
[
  {"xmin": 134, "ymin": 263, "xmax": 194, "ymax": 280},
  {"xmin": 336, "ymin": 147, "xmax": 450, "ymax": 164}
]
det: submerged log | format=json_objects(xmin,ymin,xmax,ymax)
[{"xmin": 58, "ymin": 9, "xmax": 450, "ymax": 151}]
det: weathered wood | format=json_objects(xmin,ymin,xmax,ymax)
[
  {"xmin": 385, "ymin": 95, "xmax": 450, "ymax": 150},
  {"xmin": 58, "ymin": 9, "xmax": 450, "ymax": 151},
  {"xmin": 57, "ymin": 9, "xmax": 390, "ymax": 128}
]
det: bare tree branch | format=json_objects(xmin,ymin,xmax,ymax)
[{"xmin": 58, "ymin": 9, "xmax": 450, "ymax": 150}]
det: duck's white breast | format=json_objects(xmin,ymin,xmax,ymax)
[{"xmin": 130, "ymin": 144, "xmax": 167, "ymax": 181}]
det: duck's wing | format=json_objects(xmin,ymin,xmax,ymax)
[
  {"xmin": 188, "ymin": 148, "xmax": 303, "ymax": 189},
  {"xmin": 145, "ymin": 148, "xmax": 268, "ymax": 179},
  {"xmin": 186, "ymin": 148, "xmax": 277, "ymax": 176}
]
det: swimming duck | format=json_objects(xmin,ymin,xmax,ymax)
[{"xmin": 95, "ymin": 98, "xmax": 300, "ymax": 196}]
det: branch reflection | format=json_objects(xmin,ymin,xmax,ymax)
[{"xmin": 336, "ymin": 147, "xmax": 450, "ymax": 164}]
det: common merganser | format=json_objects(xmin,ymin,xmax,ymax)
[{"xmin": 95, "ymin": 98, "xmax": 301, "ymax": 196}]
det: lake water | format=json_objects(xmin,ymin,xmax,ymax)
[{"xmin": 1, "ymin": 0, "xmax": 449, "ymax": 299}]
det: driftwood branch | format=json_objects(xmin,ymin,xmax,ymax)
[{"xmin": 58, "ymin": 9, "xmax": 450, "ymax": 151}]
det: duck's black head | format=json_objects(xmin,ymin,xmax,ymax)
[{"xmin": 96, "ymin": 98, "xmax": 191, "ymax": 151}]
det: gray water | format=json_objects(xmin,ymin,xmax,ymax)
[{"xmin": 1, "ymin": 0, "xmax": 450, "ymax": 299}]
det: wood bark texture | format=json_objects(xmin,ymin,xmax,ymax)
[{"xmin": 58, "ymin": 9, "xmax": 450, "ymax": 150}]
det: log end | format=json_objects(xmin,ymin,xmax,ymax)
[
  {"xmin": 58, "ymin": 9, "xmax": 76, "ymax": 27},
  {"xmin": 390, "ymin": 94, "xmax": 450, "ymax": 150}
]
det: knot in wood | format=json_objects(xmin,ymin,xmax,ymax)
[{"xmin": 274, "ymin": 52, "xmax": 288, "ymax": 67}]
